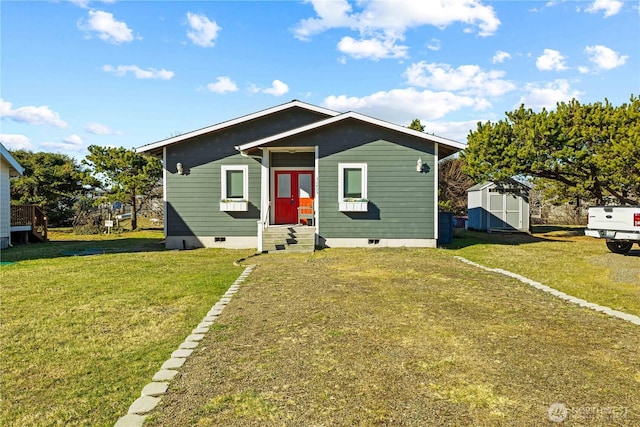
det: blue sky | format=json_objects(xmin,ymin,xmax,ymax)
[{"xmin": 1, "ymin": 0, "xmax": 638, "ymax": 159}]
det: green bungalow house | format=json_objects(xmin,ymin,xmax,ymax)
[{"xmin": 136, "ymin": 100, "xmax": 465, "ymax": 252}]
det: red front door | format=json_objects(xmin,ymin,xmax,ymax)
[{"xmin": 274, "ymin": 171, "xmax": 314, "ymax": 225}]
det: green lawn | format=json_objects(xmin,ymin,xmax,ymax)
[
  {"xmin": 442, "ymin": 227, "xmax": 640, "ymax": 317},
  {"xmin": 2, "ymin": 228, "xmax": 638, "ymax": 426},
  {"xmin": 0, "ymin": 231, "xmax": 253, "ymax": 426}
]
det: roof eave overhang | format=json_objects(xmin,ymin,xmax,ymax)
[
  {"xmin": 1, "ymin": 144, "xmax": 24, "ymax": 176},
  {"xmin": 235, "ymin": 111, "xmax": 466, "ymax": 154},
  {"xmin": 136, "ymin": 100, "xmax": 340, "ymax": 156}
]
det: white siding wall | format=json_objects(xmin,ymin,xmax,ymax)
[{"xmin": 1, "ymin": 159, "xmax": 11, "ymax": 248}]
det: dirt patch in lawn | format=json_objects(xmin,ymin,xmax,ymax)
[{"xmin": 145, "ymin": 249, "xmax": 640, "ymax": 426}]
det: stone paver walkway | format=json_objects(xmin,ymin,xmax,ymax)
[
  {"xmin": 455, "ymin": 256, "xmax": 640, "ymax": 326},
  {"xmin": 113, "ymin": 265, "xmax": 255, "ymax": 427}
]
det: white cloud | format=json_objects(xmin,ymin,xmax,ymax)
[
  {"xmin": 63, "ymin": 134, "xmax": 83, "ymax": 146},
  {"xmin": 427, "ymin": 38, "xmax": 441, "ymax": 51},
  {"xmin": 294, "ymin": 0, "xmax": 500, "ymax": 60},
  {"xmin": 86, "ymin": 122, "xmax": 118, "ymax": 135},
  {"xmin": 206, "ymin": 76, "xmax": 238, "ymax": 94},
  {"xmin": 70, "ymin": 0, "xmax": 91, "ymax": 7},
  {"xmin": 404, "ymin": 62, "xmax": 515, "ymax": 97},
  {"xmin": 0, "ymin": 98, "xmax": 68, "ymax": 128},
  {"xmin": 536, "ymin": 49, "xmax": 568, "ymax": 71},
  {"xmin": 422, "ymin": 120, "xmax": 479, "ymax": 144},
  {"xmin": 103, "ymin": 65, "xmax": 174, "ymax": 80},
  {"xmin": 323, "ymin": 88, "xmax": 488, "ymax": 123},
  {"xmin": 294, "ymin": 0, "xmax": 356, "ymax": 41},
  {"xmin": 263, "ymin": 80, "xmax": 290, "ymax": 96},
  {"xmin": 585, "ymin": 45, "xmax": 628, "ymax": 70},
  {"xmin": 70, "ymin": 0, "xmax": 117, "ymax": 8},
  {"xmin": 518, "ymin": 79, "xmax": 583, "ymax": 111},
  {"xmin": 578, "ymin": 66, "xmax": 590, "ymax": 74},
  {"xmin": 42, "ymin": 141, "xmax": 86, "ymax": 152},
  {"xmin": 586, "ymin": 0, "xmax": 623, "ymax": 17},
  {"xmin": 492, "ymin": 50, "xmax": 511, "ymax": 64},
  {"xmin": 0, "ymin": 134, "xmax": 33, "ymax": 150},
  {"xmin": 295, "ymin": 0, "xmax": 500, "ymax": 39},
  {"xmin": 337, "ymin": 36, "xmax": 408, "ymax": 60},
  {"xmin": 78, "ymin": 10, "xmax": 134, "ymax": 44},
  {"xmin": 41, "ymin": 134, "xmax": 86, "ymax": 152},
  {"xmin": 186, "ymin": 12, "xmax": 221, "ymax": 47},
  {"xmin": 251, "ymin": 80, "xmax": 290, "ymax": 96}
]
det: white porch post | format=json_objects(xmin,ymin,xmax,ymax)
[
  {"xmin": 433, "ymin": 144, "xmax": 439, "ymax": 242},
  {"xmin": 257, "ymin": 149, "xmax": 270, "ymax": 252},
  {"xmin": 314, "ymin": 145, "xmax": 319, "ymax": 246}
]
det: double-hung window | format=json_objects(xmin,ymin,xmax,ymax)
[
  {"xmin": 338, "ymin": 163, "xmax": 368, "ymax": 211},
  {"xmin": 220, "ymin": 165, "xmax": 248, "ymax": 211}
]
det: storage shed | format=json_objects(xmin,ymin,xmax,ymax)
[{"xmin": 467, "ymin": 179, "xmax": 531, "ymax": 232}]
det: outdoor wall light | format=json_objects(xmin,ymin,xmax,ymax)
[
  {"xmin": 177, "ymin": 162, "xmax": 184, "ymax": 175},
  {"xmin": 416, "ymin": 157, "xmax": 423, "ymax": 173}
]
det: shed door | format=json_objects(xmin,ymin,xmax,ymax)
[{"xmin": 488, "ymin": 192, "xmax": 520, "ymax": 230}]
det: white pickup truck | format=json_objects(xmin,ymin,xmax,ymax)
[{"xmin": 585, "ymin": 206, "xmax": 640, "ymax": 254}]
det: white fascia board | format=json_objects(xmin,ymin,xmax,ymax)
[
  {"xmin": 236, "ymin": 111, "xmax": 466, "ymax": 153},
  {"xmin": 136, "ymin": 100, "xmax": 340, "ymax": 154},
  {"xmin": 0, "ymin": 143, "xmax": 24, "ymax": 176}
]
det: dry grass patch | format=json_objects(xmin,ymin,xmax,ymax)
[{"xmin": 146, "ymin": 249, "xmax": 639, "ymax": 426}]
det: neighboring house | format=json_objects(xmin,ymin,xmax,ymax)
[
  {"xmin": 137, "ymin": 100, "xmax": 465, "ymax": 251},
  {"xmin": 467, "ymin": 179, "xmax": 532, "ymax": 232},
  {"xmin": 1, "ymin": 143, "xmax": 24, "ymax": 249}
]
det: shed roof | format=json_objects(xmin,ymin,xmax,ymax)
[
  {"xmin": 467, "ymin": 178, "xmax": 532, "ymax": 192},
  {"xmin": 0, "ymin": 143, "xmax": 24, "ymax": 176}
]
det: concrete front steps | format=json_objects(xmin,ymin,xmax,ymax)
[{"xmin": 262, "ymin": 225, "xmax": 316, "ymax": 253}]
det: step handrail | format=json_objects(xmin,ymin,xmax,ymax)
[{"xmin": 257, "ymin": 201, "xmax": 271, "ymax": 252}]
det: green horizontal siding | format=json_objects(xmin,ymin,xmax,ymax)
[
  {"xmin": 164, "ymin": 107, "xmax": 331, "ymax": 238},
  {"xmin": 165, "ymin": 114, "xmax": 440, "ymax": 241},
  {"xmin": 318, "ymin": 138, "xmax": 436, "ymax": 240},
  {"xmin": 256, "ymin": 119, "xmax": 438, "ymax": 240},
  {"xmin": 166, "ymin": 153, "xmax": 261, "ymax": 236}
]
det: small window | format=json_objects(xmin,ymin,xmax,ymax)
[
  {"xmin": 338, "ymin": 163, "xmax": 367, "ymax": 201},
  {"xmin": 221, "ymin": 165, "xmax": 248, "ymax": 200}
]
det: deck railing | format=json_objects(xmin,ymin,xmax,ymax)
[{"xmin": 10, "ymin": 205, "xmax": 48, "ymax": 242}]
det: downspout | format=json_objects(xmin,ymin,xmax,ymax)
[
  {"xmin": 434, "ymin": 144, "xmax": 439, "ymax": 245},
  {"xmin": 162, "ymin": 147, "xmax": 167, "ymax": 238}
]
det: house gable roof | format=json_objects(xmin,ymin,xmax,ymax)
[
  {"xmin": 235, "ymin": 111, "xmax": 466, "ymax": 158},
  {"xmin": 136, "ymin": 100, "xmax": 340, "ymax": 156},
  {"xmin": 0, "ymin": 143, "xmax": 24, "ymax": 176}
]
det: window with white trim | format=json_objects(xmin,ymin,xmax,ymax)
[
  {"xmin": 221, "ymin": 165, "xmax": 248, "ymax": 200},
  {"xmin": 338, "ymin": 163, "xmax": 367, "ymax": 200}
]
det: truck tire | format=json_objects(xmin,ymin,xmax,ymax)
[{"xmin": 606, "ymin": 241, "xmax": 633, "ymax": 254}]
